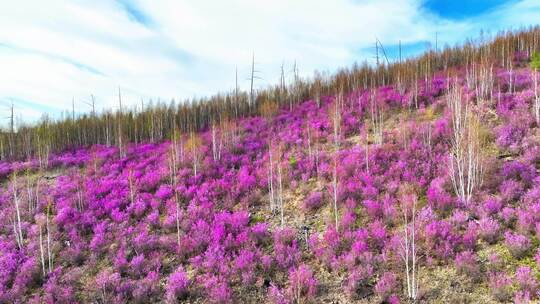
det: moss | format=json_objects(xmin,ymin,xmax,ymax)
[
  {"xmin": 250, "ymin": 212, "xmax": 266, "ymax": 224},
  {"xmin": 531, "ymin": 52, "xmax": 540, "ymax": 70},
  {"xmin": 288, "ymin": 154, "xmax": 298, "ymax": 169}
]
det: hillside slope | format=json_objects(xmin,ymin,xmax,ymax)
[{"xmin": 2, "ymin": 58, "xmax": 540, "ymax": 303}]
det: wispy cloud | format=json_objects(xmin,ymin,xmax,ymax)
[
  {"xmin": 0, "ymin": 42, "xmax": 105, "ymax": 76},
  {"xmin": 0, "ymin": 0, "xmax": 538, "ymax": 124},
  {"xmin": 116, "ymin": 0, "xmax": 153, "ymax": 27}
]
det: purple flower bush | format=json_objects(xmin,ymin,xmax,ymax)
[
  {"xmin": 374, "ymin": 272, "xmax": 398, "ymax": 300},
  {"xmin": 488, "ymin": 272, "xmax": 514, "ymax": 302},
  {"xmin": 455, "ymin": 250, "xmax": 480, "ymax": 280},
  {"xmin": 302, "ymin": 191, "xmax": 324, "ymax": 211},
  {"xmin": 504, "ymin": 231, "xmax": 531, "ymax": 258}
]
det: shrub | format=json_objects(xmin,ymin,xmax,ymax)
[
  {"xmin": 165, "ymin": 267, "xmax": 190, "ymax": 303},
  {"xmin": 483, "ymin": 198, "xmax": 502, "ymax": 216},
  {"xmin": 536, "ymin": 249, "xmax": 540, "ymax": 268},
  {"xmin": 374, "ymin": 272, "xmax": 398, "ymax": 300},
  {"xmin": 486, "ymin": 252, "xmax": 504, "ymax": 272},
  {"xmin": 303, "ymin": 191, "xmax": 324, "ymax": 211},
  {"xmin": 514, "ymin": 291, "xmax": 531, "ymax": 304},
  {"xmin": 455, "ymin": 251, "xmax": 480, "ymax": 280},
  {"xmin": 504, "ymin": 232, "xmax": 531, "ymax": 258},
  {"xmin": 273, "ymin": 228, "xmax": 301, "ymax": 269},
  {"xmin": 203, "ymin": 276, "xmax": 232, "ymax": 304},
  {"xmin": 287, "ymin": 265, "xmax": 318, "ymax": 303},
  {"xmin": 426, "ymin": 177, "xmax": 454, "ymax": 212},
  {"xmin": 478, "ymin": 217, "xmax": 500, "ymax": 244},
  {"xmin": 268, "ymin": 284, "xmax": 289, "ymax": 304},
  {"xmin": 515, "ymin": 266, "xmax": 537, "ymax": 293},
  {"xmin": 488, "ymin": 272, "xmax": 513, "ymax": 302},
  {"xmin": 363, "ymin": 199, "xmax": 382, "ymax": 219},
  {"xmin": 155, "ymin": 185, "xmax": 173, "ymax": 200},
  {"xmin": 344, "ymin": 267, "xmax": 373, "ymax": 299},
  {"xmin": 500, "ymin": 207, "xmax": 516, "ymax": 225}
]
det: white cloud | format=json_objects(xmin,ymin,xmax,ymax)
[{"xmin": 0, "ymin": 0, "xmax": 539, "ymax": 124}]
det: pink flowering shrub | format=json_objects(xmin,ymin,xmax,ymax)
[
  {"xmin": 374, "ymin": 272, "xmax": 398, "ymax": 300},
  {"xmin": 165, "ymin": 266, "xmax": 190, "ymax": 302},
  {"xmin": 286, "ymin": 265, "xmax": 318, "ymax": 303},
  {"xmin": 488, "ymin": 272, "xmax": 513, "ymax": 302},
  {"xmin": 273, "ymin": 228, "xmax": 301, "ymax": 269},
  {"xmin": 455, "ymin": 251, "xmax": 480, "ymax": 280},
  {"xmin": 504, "ymin": 231, "xmax": 531, "ymax": 258},
  {"xmin": 515, "ymin": 266, "xmax": 537, "ymax": 293},
  {"xmin": 478, "ymin": 217, "xmax": 500, "ymax": 244},
  {"xmin": 303, "ymin": 191, "xmax": 324, "ymax": 211}
]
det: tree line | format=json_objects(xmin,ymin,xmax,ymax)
[{"xmin": 1, "ymin": 26, "xmax": 539, "ymax": 161}]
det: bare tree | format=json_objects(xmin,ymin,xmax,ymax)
[
  {"xmin": 249, "ymin": 53, "xmax": 263, "ymax": 108},
  {"xmin": 534, "ymin": 69, "xmax": 539, "ymax": 125},
  {"xmin": 169, "ymin": 129, "xmax": 181, "ymax": 245},
  {"xmin": 38, "ymin": 218, "xmax": 46, "ymax": 276},
  {"xmin": 9, "ymin": 102, "xmax": 14, "ymax": 158},
  {"xmin": 12, "ymin": 173, "xmax": 24, "ymax": 249},
  {"xmin": 330, "ymin": 94, "xmax": 342, "ymax": 231},
  {"xmin": 117, "ymin": 87, "xmax": 125, "ymax": 157},
  {"xmin": 275, "ymin": 144, "xmax": 285, "ymax": 227},
  {"xmin": 128, "ymin": 169, "xmax": 135, "ymax": 205},
  {"xmin": 399, "ymin": 191, "xmax": 419, "ymax": 301},
  {"xmin": 448, "ymin": 85, "xmax": 483, "ymax": 204},
  {"xmin": 370, "ymin": 91, "xmax": 384, "ymax": 145},
  {"xmin": 46, "ymin": 200, "xmax": 54, "ymax": 273},
  {"xmin": 211, "ymin": 121, "xmax": 218, "ymax": 161},
  {"xmin": 186, "ymin": 132, "xmax": 202, "ymax": 176},
  {"xmin": 72, "ymin": 97, "xmax": 76, "ymax": 121},
  {"xmin": 268, "ymin": 142, "xmax": 276, "ymax": 214},
  {"xmin": 279, "ymin": 62, "xmax": 289, "ymax": 110}
]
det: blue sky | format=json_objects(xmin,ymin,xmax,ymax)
[
  {"xmin": 0, "ymin": 0, "xmax": 539, "ymax": 124},
  {"xmin": 423, "ymin": 0, "xmax": 514, "ymax": 19}
]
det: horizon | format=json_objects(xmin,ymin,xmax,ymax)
[{"xmin": 1, "ymin": 0, "xmax": 540, "ymax": 124}]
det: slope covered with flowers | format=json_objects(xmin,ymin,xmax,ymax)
[{"xmin": 2, "ymin": 55, "xmax": 540, "ymax": 303}]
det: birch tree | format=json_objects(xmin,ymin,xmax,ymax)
[
  {"xmin": 448, "ymin": 85, "xmax": 483, "ymax": 204},
  {"xmin": 11, "ymin": 173, "xmax": 24, "ymax": 250},
  {"xmin": 329, "ymin": 94, "xmax": 342, "ymax": 231},
  {"xmin": 370, "ymin": 91, "xmax": 384, "ymax": 145},
  {"xmin": 169, "ymin": 129, "xmax": 181, "ymax": 245},
  {"xmin": 534, "ymin": 69, "xmax": 539, "ymax": 125},
  {"xmin": 186, "ymin": 132, "xmax": 202, "ymax": 176},
  {"xmin": 399, "ymin": 190, "xmax": 419, "ymax": 301}
]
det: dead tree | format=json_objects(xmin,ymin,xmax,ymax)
[
  {"xmin": 267, "ymin": 142, "xmax": 276, "ymax": 214},
  {"xmin": 169, "ymin": 129, "xmax": 181, "ymax": 245},
  {"xmin": 46, "ymin": 200, "xmax": 53, "ymax": 274},
  {"xmin": 186, "ymin": 132, "xmax": 202, "ymax": 176},
  {"xmin": 72, "ymin": 97, "xmax": 76, "ymax": 121},
  {"xmin": 280, "ymin": 62, "xmax": 289, "ymax": 110},
  {"xmin": 534, "ymin": 69, "xmax": 539, "ymax": 125},
  {"xmin": 12, "ymin": 173, "xmax": 23, "ymax": 249},
  {"xmin": 117, "ymin": 87, "xmax": 125, "ymax": 158},
  {"xmin": 128, "ymin": 169, "xmax": 135, "ymax": 205},
  {"xmin": 370, "ymin": 91, "xmax": 384, "ymax": 145},
  {"xmin": 330, "ymin": 94, "xmax": 342, "ymax": 231},
  {"xmin": 38, "ymin": 217, "xmax": 46, "ymax": 276},
  {"xmin": 9, "ymin": 102, "xmax": 14, "ymax": 158},
  {"xmin": 211, "ymin": 121, "xmax": 218, "ymax": 161},
  {"xmin": 276, "ymin": 144, "xmax": 285, "ymax": 227},
  {"xmin": 249, "ymin": 53, "xmax": 262, "ymax": 109}
]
